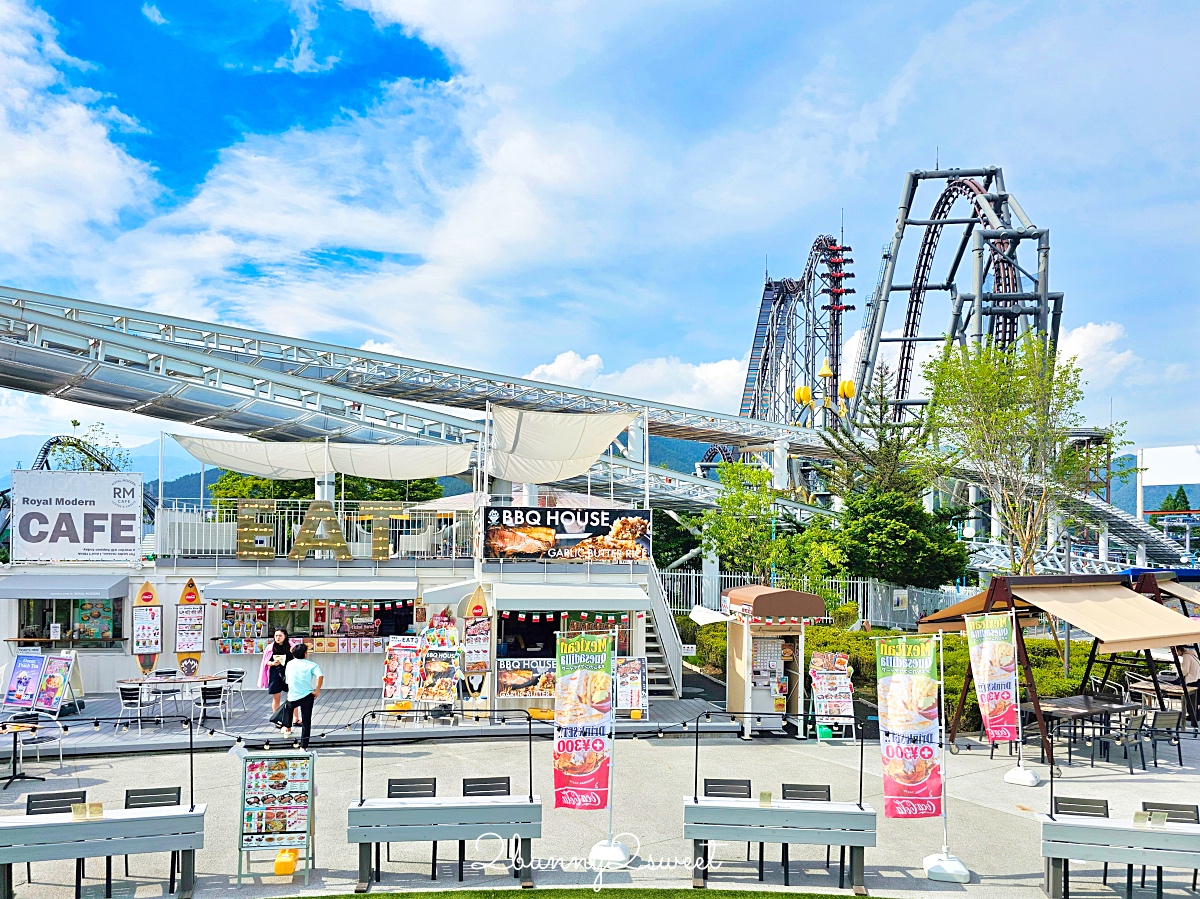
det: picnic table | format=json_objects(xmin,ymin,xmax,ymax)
[
  {"xmin": 683, "ymin": 796, "xmax": 876, "ymax": 893},
  {"xmin": 0, "ymin": 803, "xmax": 205, "ymax": 899},
  {"xmin": 347, "ymin": 794, "xmax": 542, "ymax": 891},
  {"xmin": 1040, "ymin": 812, "xmax": 1200, "ymax": 899}
]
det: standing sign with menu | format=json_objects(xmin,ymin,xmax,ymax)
[{"xmin": 237, "ymin": 751, "xmax": 315, "ymax": 884}]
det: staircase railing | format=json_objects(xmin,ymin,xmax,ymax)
[{"xmin": 645, "ymin": 560, "xmax": 683, "ymax": 697}]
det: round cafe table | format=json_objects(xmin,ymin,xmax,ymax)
[
  {"xmin": 0, "ymin": 722, "xmax": 44, "ymax": 790},
  {"xmin": 116, "ymin": 674, "xmax": 225, "ymax": 686}
]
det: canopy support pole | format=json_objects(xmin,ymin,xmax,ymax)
[
  {"xmin": 1077, "ymin": 638, "xmax": 1099, "ymax": 695},
  {"xmin": 1144, "ymin": 649, "xmax": 1167, "ymax": 710}
]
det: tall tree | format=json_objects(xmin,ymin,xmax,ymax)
[
  {"xmin": 699, "ymin": 461, "xmax": 780, "ymax": 581},
  {"xmin": 924, "ymin": 332, "xmax": 1118, "ymax": 574},
  {"xmin": 834, "ymin": 489, "xmax": 968, "ymax": 588},
  {"xmin": 816, "ymin": 365, "xmax": 944, "ymax": 499}
]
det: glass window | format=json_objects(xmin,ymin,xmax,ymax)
[
  {"xmin": 267, "ymin": 608, "xmax": 311, "ymax": 638},
  {"xmin": 17, "ymin": 596, "xmax": 125, "ymax": 650}
]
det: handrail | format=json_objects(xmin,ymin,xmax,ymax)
[{"xmin": 646, "ymin": 560, "xmax": 683, "ymax": 697}]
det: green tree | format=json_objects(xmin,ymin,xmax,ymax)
[
  {"xmin": 1152, "ymin": 485, "xmax": 1192, "ymax": 532},
  {"xmin": 816, "ymin": 365, "xmax": 944, "ymax": 499},
  {"xmin": 651, "ymin": 509, "xmax": 702, "ymax": 570},
  {"xmin": 835, "ymin": 489, "xmax": 968, "ymax": 588},
  {"xmin": 700, "ymin": 462, "xmax": 780, "ymax": 580},
  {"xmin": 48, "ymin": 421, "xmax": 131, "ymax": 471},
  {"xmin": 208, "ymin": 471, "xmax": 442, "ymax": 503},
  {"xmin": 924, "ymin": 331, "xmax": 1119, "ymax": 575}
]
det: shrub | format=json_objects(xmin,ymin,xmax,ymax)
[
  {"xmin": 831, "ymin": 602, "xmax": 859, "ymax": 629},
  {"xmin": 695, "ymin": 624, "xmax": 727, "ymax": 673}
]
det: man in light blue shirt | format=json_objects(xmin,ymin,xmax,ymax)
[{"xmin": 281, "ymin": 643, "xmax": 323, "ymax": 748}]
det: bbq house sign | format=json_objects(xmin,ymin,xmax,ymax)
[
  {"xmin": 483, "ymin": 506, "xmax": 651, "ymax": 562},
  {"xmin": 12, "ymin": 470, "xmax": 143, "ymax": 563}
]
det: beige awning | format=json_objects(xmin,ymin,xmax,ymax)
[
  {"xmin": 1159, "ymin": 580, "xmax": 1200, "ymax": 608},
  {"xmin": 486, "ymin": 406, "xmax": 638, "ymax": 484},
  {"xmin": 1011, "ymin": 583, "xmax": 1200, "ymax": 653},
  {"xmin": 490, "ymin": 582, "xmax": 650, "ymax": 612},
  {"xmin": 917, "ymin": 591, "xmax": 1040, "ymax": 633}
]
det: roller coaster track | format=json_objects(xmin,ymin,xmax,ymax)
[{"xmin": 739, "ymin": 235, "xmax": 854, "ymax": 426}]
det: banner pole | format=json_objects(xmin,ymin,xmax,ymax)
[{"xmin": 922, "ymin": 630, "xmax": 969, "ymax": 883}]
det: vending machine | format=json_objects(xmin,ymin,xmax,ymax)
[{"xmin": 722, "ymin": 586, "xmax": 829, "ymax": 738}]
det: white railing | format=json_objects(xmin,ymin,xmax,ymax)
[
  {"xmin": 646, "ymin": 560, "xmax": 683, "ymax": 696},
  {"xmin": 156, "ymin": 499, "xmax": 474, "ymax": 560},
  {"xmin": 659, "ymin": 570, "xmax": 876, "ymax": 615},
  {"xmin": 659, "ymin": 569, "xmax": 971, "ymax": 631}
]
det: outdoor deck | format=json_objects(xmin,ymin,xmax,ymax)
[{"xmin": 18, "ymin": 679, "xmax": 735, "ymax": 758}]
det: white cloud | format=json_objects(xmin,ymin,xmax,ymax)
[
  {"xmin": 522, "ymin": 349, "xmax": 748, "ymax": 413},
  {"xmin": 524, "ymin": 351, "xmax": 603, "ymax": 386},
  {"xmin": 0, "ymin": 0, "xmax": 155, "ymax": 260},
  {"xmin": 1058, "ymin": 321, "xmax": 1138, "ymax": 390},
  {"xmin": 140, "ymin": 3, "xmax": 166, "ymax": 26},
  {"xmin": 276, "ymin": 0, "xmax": 339, "ymax": 74}
]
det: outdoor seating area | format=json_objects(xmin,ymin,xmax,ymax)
[
  {"xmin": 347, "ymin": 777, "xmax": 542, "ymax": 891},
  {"xmin": 0, "ymin": 788, "xmax": 204, "ymax": 899},
  {"xmin": 111, "ymin": 671, "xmax": 247, "ymax": 733}
]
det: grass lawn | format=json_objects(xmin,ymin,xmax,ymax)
[{"xmin": 316, "ymin": 891, "xmax": 832, "ymax": 899}]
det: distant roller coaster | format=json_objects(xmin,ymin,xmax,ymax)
[{"xmin": 739, "ymin": 235, "xmax": 856, "ymax": 428}]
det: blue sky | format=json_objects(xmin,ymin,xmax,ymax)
[{"xmin": 0, "ymin": 0, "xmax": 1197, "ymax": 451}]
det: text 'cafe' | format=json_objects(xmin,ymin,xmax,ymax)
[{"xmin": 0, "ymin": 468, "xmax": 670, "ymax": 710}]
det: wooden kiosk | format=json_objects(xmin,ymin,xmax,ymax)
[{"xmin": 721, "ymin": 586, "xmax": 828, "ymax": 738}]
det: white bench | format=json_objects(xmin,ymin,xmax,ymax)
[
  {"xmin": 0, "ymin": 804, "xmax": 205, "ymax": 899},
  {"xmin": 347, "ymin": 795, "xmax": 542, "ymax": 891},
  {"xmin": 683, "ymin": 797, "xmax": 876, "ymax": 893},
  {"xmin": 1040, "ymin": 813, "xmax": 1200, "ymax": 899}
]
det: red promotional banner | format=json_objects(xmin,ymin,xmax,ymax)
[
  {"xmin": 876, "ymin": 635, "xmax": 942, "ymax": 819},
  {"xmin": 553, "ymin": 632, "xmax": 614, "ymax": 810},
  {"xmin": 965, "ymin": 612, "xmax": 1020, "ymax": 743}
]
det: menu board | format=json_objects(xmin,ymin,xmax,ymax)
[
  {"xmin": 496, "ymin": 658, "xmax": 556, "ymax": 698},
  {"xmin": 382, "ymin": 636, "xmax": 421, "ymax": 703},
  {"xmin": 416, "ymin": 648, "xmax": 460, "ymax": 703},
  {"xmin": 74, "ymin": 599, "xmax": 114, "ymax": 641},
  {"xmin": 809, "ymin": 651, "xmax": 855, "ymax": 726},
  {"xmin": 463, "ymin": 617, "xmax": 491, "ymax": 674},
  {"xmin": 240, "ymin": 753, "xmax": 313, "ymax": 850},
  {"xmin": 4, "ymin": 654, "xmax": 47, "ymax": 709},
  {"xmin": 615, "ymin": 657, "xmax": 648, "ymax": 711},
  {"xmin": 132, "ymin": 605, "xmax": 163, "ymax": 655},
  {"xmin": 175, "ymin": 605, "xmax": 205, "ymax": 654},
  {"xmin": 34, "ymin": 655, "xmax": 74, "ymax": 714}
]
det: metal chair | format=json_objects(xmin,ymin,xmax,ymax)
[
  {"xmin": 1089, "ymin": 712, "xmax": 1146, "ymax": 774},
  {"xmin": 1141, "ymin": 802, "xmax": 1199, "ymax": 891},
  {"xmin": 26, "ymin": 790, "xmax": 86, "ymax": 888},
  {"xmin": 117, "ymin": 685, "xmax": 152, "ymax": 733},
  {"xmin": 382, "ymin": 778, "xmax": 438, "ymax": 880},
  {"xmin": 1052, "ymin": 797, "xmax": 1118, "ymax": 891},
  {"xmin": 120, "ymin": 787, "xmax": 183, "ymax": 892},
  {"xmin": 782, "ymin": 783, "xmax": 839, "ymax": 881},
  {"xmin": 703, "ymin": 779, "xmax": 763, "ymax": 879},
  {"xmin": 1144, "ymin": 709, "xmax": 1184, "ymax": 767},
  {"xmin": 223, "ymin": 668, "xmax": 247, "ymax": 712},
  {"xmin": 461, "ymin": 777, "xmax": 512, "ymax": 880},
  {"xmin": 5, "ymin": 711, "xmax": 63, "ymax": 769},
  {"xmin": 190, "ymin": 684, "xmax": 226, "ymax": 729},
  {"xmin": 149, "ymin": 669, "xmax": 183, "ymax": 717}
]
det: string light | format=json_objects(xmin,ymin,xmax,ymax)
[
  {"xmin": 235, "ymin": 736, "xmax": 243, "ymax": 745},
  {"xmin": 207, "ymin": 729, "xmax": 215, "ymax": 737},
  {"xmin": 263, "ymin": 742, "xmax": 271, "ymax": 751},
  {"xmin": 93, "ymin": 720, "xmax": 100, "ymax": 731}
]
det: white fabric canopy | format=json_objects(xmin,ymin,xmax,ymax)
[
  {"xmin": 486, "ymin": 405, "xmax": 638, "ymax": 484},
  {"xmin": 327, "ymin": 443, "xmax": 473, "ymax": 479},
  {"xmin": 173, "ymin": 436, "xmax": 473, "ymax": 480},
  {"xmin": 1141, "ymin": 445, "xmax": 1200, "ymax": 487}
]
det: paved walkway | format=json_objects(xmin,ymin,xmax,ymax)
[{"xmin": 3, "ymin": 727, "xmax": 1199, "ymax": 898}]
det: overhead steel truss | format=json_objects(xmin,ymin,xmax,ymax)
[
  {"xmin": 0, "ymin": 286, "xmax": 828, "ymax": 455},
  {"xmin": 851, "ymin": 167, "xmax": 1062, "ymax": 420}
]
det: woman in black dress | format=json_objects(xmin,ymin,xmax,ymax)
[{"xmin": 266, "ymin": 628, "xmax": 293, "ymax": 720}]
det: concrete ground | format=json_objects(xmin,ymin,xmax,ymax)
[{"xmin": 1, "ymin": 728, "xmax": 1198, "ymax": 899}]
